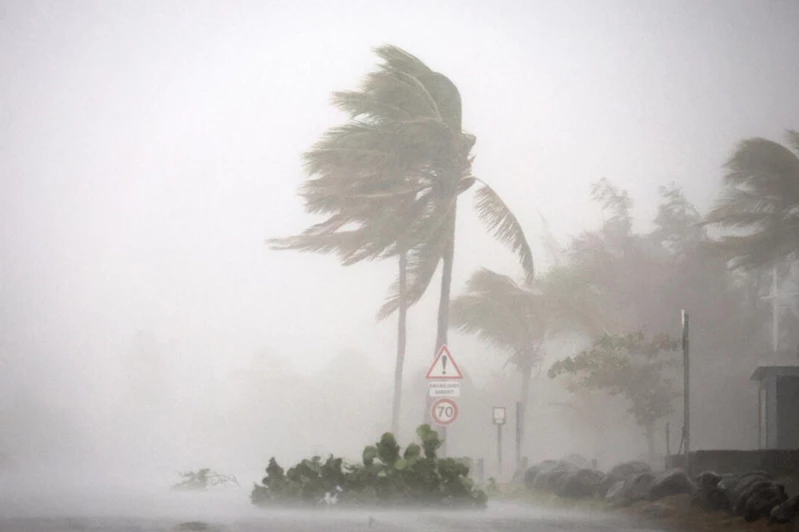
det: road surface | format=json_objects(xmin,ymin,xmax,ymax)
[{"xmin": 0, "ymin": 480, "xmax": 663, "ymax": 531}]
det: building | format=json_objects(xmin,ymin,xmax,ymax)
[{"xmin": 751, "ymin": 352, "xmax": 799, "ymax": 450}]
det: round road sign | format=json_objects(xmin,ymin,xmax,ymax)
[{"xmin": 431, "ymin": 398, "xmax": 459, "ymax": 426}]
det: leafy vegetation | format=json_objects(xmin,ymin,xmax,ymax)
[
  {"xmin": 172, "ymin": 468, "xmax": 240, "ymax": 491},
  {"xmin": 548, "ymin": 332, "xmax": 681, "ymax": 458},
  {"xmin": 250, "ymin": 425, "xmax": 487, "ymax": 508}
]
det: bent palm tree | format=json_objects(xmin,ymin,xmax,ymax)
[
  {"xmin": 269, "ymin": 45, "xmax": 534, "ymax": 435},
  {"xmin": 451, "ymin": 268, "xmax": 605, "ymax": 452},
  {"xmin": 704, "ymin": 130, "xmax": 799, "ymax": 269}
]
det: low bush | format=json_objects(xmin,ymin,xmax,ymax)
[{"xmin": 251, "ymin": 424, "xmax": 487, "ymax": 508}]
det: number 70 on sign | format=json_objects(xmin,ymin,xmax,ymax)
[{"xmin": 431, "ymin": 398, "xmax": 458, "ymax": 426}]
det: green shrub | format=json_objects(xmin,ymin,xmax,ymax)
[{"xmin": 251, "ymin": 425, "xmax": 487, "ymax": 508}]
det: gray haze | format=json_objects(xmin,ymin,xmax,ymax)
[{"xmin": 1, "ymin": 0, "xmax": 799, "ymax": 492}]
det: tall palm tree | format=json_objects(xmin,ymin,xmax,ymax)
[
  {"xmin": 269, "ymin": 45, "xmax": 534, "ymax": 435},
  {"xmin": 450, "ymin": 268, "xmax": 605, "ymax": 453},
  {"xmin": 704, "ymin": 130, "xmax": 799, "ymax": 270}
]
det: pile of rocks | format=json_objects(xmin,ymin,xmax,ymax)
[
  {"xmin": 692, "ymin": 470, "xmax": 799, "ymax": 524},
  {"xmin": 523, "ymin": 456, "xmax": 798, "ymax": 525}
]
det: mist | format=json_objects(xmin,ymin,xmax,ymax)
[{"xmin": 1, "ymin": 0, "xmax": 799, "ymax": 523}]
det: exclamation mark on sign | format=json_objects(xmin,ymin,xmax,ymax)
[{"xmin": 442, "ymin": 355, "xmax": 447, "ymax": 375}]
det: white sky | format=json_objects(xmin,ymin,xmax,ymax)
[{"xmin": 1, "ymin": 0, "xmax": 798, "ymax": 397}]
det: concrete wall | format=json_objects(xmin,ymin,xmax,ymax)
[{"xmin": 666, "ymin": 450, "xmax": 799, "ymax": 477}]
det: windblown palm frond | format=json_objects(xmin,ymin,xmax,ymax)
[
  {"xmin": 704, "ymin": 131, "xmax": 799, "ymax": 268},
  {"xmin": 450, "ymin": 266, "xmax": 610, "ymax": 369},
  {"xmin": 473, "ymin": 182, "xmax": 535, "ymax": 285},
  {"xmin": 450, "ymin": 269, "xmax": 543, "ymax": 355},
  {"xmin": 377, "ymin": 197, "xmax": 456, "ymax": 319}
]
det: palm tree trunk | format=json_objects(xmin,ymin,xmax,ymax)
[
  {"xmin": 433, "ymin": 206, "xmax": 457, "ymax": 456},
  {"xmin": 518, "ymin": 359, "xmax": 533, "ymax": 466},
  {"xmin": 436, "ymin": 208, "xmax": 457, "ymax": 351},
  {"xmin": 391, "ymin": 251, "xmax": 408, "ymax": 436}
]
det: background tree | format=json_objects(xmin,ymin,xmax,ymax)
[
  {"xmin": 548, "ymin": 332, "xmax": 681, "ymax": 460},
  {"xmin": 450, "ymin": 267, "xmax": 604, "ymax": 452}
]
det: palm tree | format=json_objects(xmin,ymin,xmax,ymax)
[
  {"xmin": 704, "ymin": 130, "xmax": 799, "ymax": 270},
  {"xmin": 450, "ymin": 268, "xmax": 605, "ymax": 453},
  {"xmin": 269, "ymin": 45, "xmax": 534, "ymax": 435},
  {"xmin": 704, "ymin": 130, "xmax": 799, "ymax": 351}
]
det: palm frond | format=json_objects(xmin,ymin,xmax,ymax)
[
  {"xmin": 377, "ymin": 196, "xmax": 456, "ymax": 320},
  {"xmin": 724, "ymin": 138, "xmax": 799, "ymax": 201},
  {"xmin": 473, "ymin": 182, "xmax": 535, "ymax": 285}
]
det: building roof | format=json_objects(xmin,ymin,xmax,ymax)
[{"xmin": 751, "ymin": 365, "xmax": 799, "ymax": 381}]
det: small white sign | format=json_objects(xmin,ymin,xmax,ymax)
[
  {"xmin": 492, "ymin": 406, "xmax": 506, "ymax": 425},
  {"xmin": 428, "ymin": 381, "xmax": 461, "ymax": 397}
]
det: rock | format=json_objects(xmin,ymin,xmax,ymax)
[
  {"xmin": 554, "ymin": 468, "xmax": 604, "ymax": 499},
  {"xmin": 647, "ymin": 469, "xmax": 695, "ymax": 501},
  {"xmin": 606, "ymin": 472, "xmax": 655, "ymax": 507},
  {"xmin": 598, "ymin": 461, "xmax": 652, "ymax": 497},
  {"xmin": 605, "ymin": 480, "xmax": 626, "ymax": 504},
  {"xmin": 530, "ymin": 460, "xmax": 577, "ymax": 492},
  {"xmin": 731, "ymin": 473, "xmax": 776, "ymax": 516},
  {"xmin": 624, "ymin": 472, "xmax": 656, "ymax": 504},
  {"xmin": 694, "ymin": 470, "xmax": 724, "ymax": 491},
  {"xmin": 769, "ymin": 495, "xmax": 799, "ymax": 525},
  {"xmin": 524, "ymin": 460, "xmax": 557, "ymax": 490},
  {"xmin": 690, "ymin": 484, "xmax": 731, "ymax": 513},
  {"xmin": 741, "ymin": 482, "xmax": 787, "ymax": 522},
  {"xmin": 722, "ymin": 470, "xmax": 771, "ymax": 502}
]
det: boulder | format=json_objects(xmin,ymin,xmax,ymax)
[
  {"xmin": 721, "ymin": 470, "xmax": 771, "ymax": 503},
  {"xmin": 554, "ymin": 468, "xmax": 604, "ymax": 499},
  {"xmin": 604, "ymin": 479, "xmax": 626, "ymax": 504},
  {"xmin": 690, "ymin": 472, "xmax": 731, "ymax": 513},
  {"xmin": 606, "ymin": 472, "xmax": 655, "ymax": 507},
  {"xmin": 524, "ymin": 460, "xmax": 557, "ymax": 490},
  {"xmin": 623, "ymin": 472, "xmax": 656, "ymax": 504},
  {"xmin": 769, "ymin": 495, "xmax": 799, "ymax": 525},
  {"xmin": 730, "ymin": 472, "xmax": 775, "ymax": 515},
  {"xmin": 598, "ymin": 461, "xmax": 652, "ymax": 497},
  {"xmin": 647, "ymin": 469, "xmax": 695, "ymax": 501},
  {"xmin": 531, "ymin": 460, "xmax": 577, "ymax": 492},
  {"xmin": 740, "ymin": 482, "xmax": 788, "ymax": 522}
]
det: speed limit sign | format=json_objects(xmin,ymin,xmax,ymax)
[{"xmin": 431, "ymin": 398, "xmax": 459, "ymax": 426}]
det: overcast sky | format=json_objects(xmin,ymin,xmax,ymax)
[{"xmin": 2, "ymin": 0, "xmax": 798, "ymax": 400}]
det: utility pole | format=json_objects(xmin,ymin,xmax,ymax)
[{"xmin": 682, "ymin": 310, "xmax": 691, "ymax": 475}]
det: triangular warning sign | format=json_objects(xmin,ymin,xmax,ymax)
[{"xmin": 426, "ymin": 345, "xmax": 463, "ymax": 380}]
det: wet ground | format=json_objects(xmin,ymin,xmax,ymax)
[{"xmin": 0, "ymin": 480, "xmax": 663, "ymax": 531}]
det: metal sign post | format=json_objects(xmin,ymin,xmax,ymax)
[
  {"xmin": 682, "ymin": 310, "xmax": 691, "ymax": 475},
  {"xmin": 493, "ymin": 406, "xmax": 506, "ymax": 478}
]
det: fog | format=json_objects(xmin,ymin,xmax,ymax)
[{"xmin": 1, "ymin": 0, "xmax": 799, "ymax": 509}]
